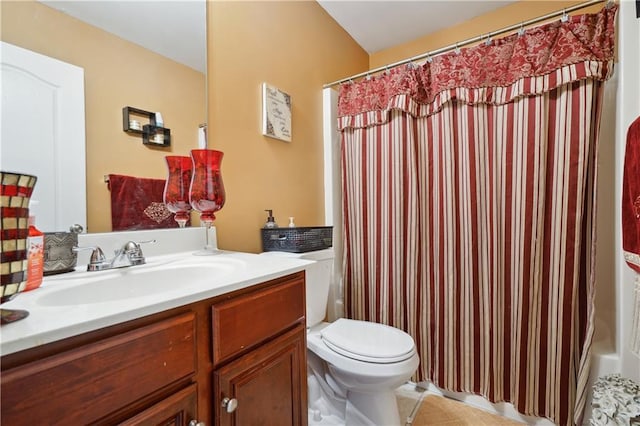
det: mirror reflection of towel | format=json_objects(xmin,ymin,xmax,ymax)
[{"xmin": 108, "ymin": 174, "xmax": 178, "ymax": 231}]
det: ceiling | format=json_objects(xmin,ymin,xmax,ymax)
[
  {"xmin": 40, "ymin": 1, "xmax": 517, "ymax": 73},
  {"xmin": 39, "ymin": 0, "xmax": 207, "ymax": 73},
  {"xmin": 317, "ymin": 1, "xmax": 517, "ymax": 53}
]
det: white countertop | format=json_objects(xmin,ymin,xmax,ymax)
[{"xmin": 0, "ymin": 249, "xmax": 312, "ymax": 356}]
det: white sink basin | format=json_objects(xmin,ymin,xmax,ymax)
[{"xmin": 37, "ymin": 259, "xmax": 242, "ymax": 306}]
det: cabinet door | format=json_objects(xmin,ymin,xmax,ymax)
[
  {"xmin": 214, "ymin": 324, "xmax": 307, "ymax": 426},
  {"xmin": 120, "ymin": 384, "xmax": 199, "ymax": 426}
]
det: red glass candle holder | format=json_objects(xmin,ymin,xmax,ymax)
[
  {"xmin": 163, "ymin": 156, "xmax": 193, "ymax": 228},
  {"xmin": 189, "ymin": 149, "xmax": 225, "ymax": 254},
  {"xmin": 1, "ymin": 171, "xmax": 37, "ymax": 325}
]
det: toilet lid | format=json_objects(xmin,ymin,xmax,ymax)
[{"xmin": 320, "ymin": 318, "xmax": 415, "ymax": 363}]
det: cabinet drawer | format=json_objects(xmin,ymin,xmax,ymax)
[
  {"xmin": 212, "ymin": 272, "xmax": 305, "ymax": 365},
  {"xmin": 1, "ymin": 312, "xmax": 196, "ymax": 425}
]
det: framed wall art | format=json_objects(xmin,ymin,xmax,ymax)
[{"xmin": 261, "ymin": 83, "xmax": 291, "ymax": 142}]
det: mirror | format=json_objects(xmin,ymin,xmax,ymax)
[{"xmin": 0, "ymin": 0, "xmax": 206, "ymax": 233}]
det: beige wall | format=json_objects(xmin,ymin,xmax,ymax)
[
  {"xmin": 207, "ymin": 1, "xmax": 368, "ymax": 252},
  {"xmin": 1, "ymin": 1, "xmax": 206, "ymax": 233},
  {"xmin": 371, "ymin": 1, "xmax": 603, "ymax": 68}
]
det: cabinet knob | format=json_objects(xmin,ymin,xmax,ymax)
[
  {"xmin": 221, "ymin": 397, "xmax": 238, "ymax": 413},
  {"xmin": 188, "ymin": 421, "xmax": 205, "ymax": 426}
]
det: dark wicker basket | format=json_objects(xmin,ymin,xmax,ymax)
[{"xmin": 261, "ymin": 226, "xmax": 333, "ymax": 253}]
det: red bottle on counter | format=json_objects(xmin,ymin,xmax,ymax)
[{"xmin": 25, "ymin": 215, "xmax": 44, "ymax": 291}]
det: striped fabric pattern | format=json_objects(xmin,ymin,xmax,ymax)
[
  {"xmin": 341, "ymin": 75, "xmax": 604, "ymax": 425},
  {"xmin": 338, "ymin": 8, "xmax": 616, "ymax": 424}
]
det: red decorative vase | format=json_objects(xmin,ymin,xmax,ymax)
[
  {"xmin": 163, "ymin": 156, "xmax": 193, "ymax": 228},
  {"xmin": 189, "ymin": 149, "xmax": 225, "ymax": 254}
]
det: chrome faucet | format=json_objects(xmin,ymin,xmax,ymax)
[{"xmin": 74, "ymin": 240, "xmax": 156, "ymax": 272}]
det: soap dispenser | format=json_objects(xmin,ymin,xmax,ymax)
[{"xmin": 264, "ymin": 209, "xmax": 278, "ymax": 228}]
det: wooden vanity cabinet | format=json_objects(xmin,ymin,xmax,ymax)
[
  {"xmin": 212, "ymin": 274, "xmax": 308, "ymax": 426},
  {"xmin": 1, "ymin": 312, "xmax": 198, "ymax": 425},
  {"xmin": 0, "ymin": 271, "xmax": 307, "ymax": 426}
]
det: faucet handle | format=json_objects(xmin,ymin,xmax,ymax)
[
  {"xmin": 123, "ymin": 239, "xmax": 156, "ymax": 251},
  {"xmin": 123, "ymin": 239, "xmax": 156, "ymax": 261},
  {"xmin": 73, "ymin": 246, "xmax": 108, "ymax": 271},
  {"xmin": 122, "ymin": 241, "xmax": 140, "ymax": 254}
]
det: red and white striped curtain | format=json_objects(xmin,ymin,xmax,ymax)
[{"xmin": 338, "ymin": 7, "xmax": 616, "ymax": 425}]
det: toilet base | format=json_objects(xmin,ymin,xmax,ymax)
[
  {"xmin": 308, "ymin": 390, "xmax": 403, "ymax": 426},
  {"xmin": 308, "ymin": 409, "xmax": 344, "ymax": 426},
  {"xmin": 307, "ymin": 350, "xmax": 406, "ymax": 426},
  {"xmin": 346, "ymin": 390, "xmax": 402, "ymax": 426},
  {"xmin": 308, "ymin": 387, "xmax": 404, "ymax": 426},
  {"xmin": 308, "ymin": 352, "xmax": 346, "ymax": 424}
]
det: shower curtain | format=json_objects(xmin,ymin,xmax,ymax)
[{"xmin": 337, "ymin": 7, "xmax": 616, "ymax": 425}]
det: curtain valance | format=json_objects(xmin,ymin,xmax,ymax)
[{"xmin": 338, "ymin": 6, "xmax": 617, "ymax": 131}]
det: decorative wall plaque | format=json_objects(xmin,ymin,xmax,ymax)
[{"xmin": 261, "ymin": 83, "xmax": 291, "ymax": 142}]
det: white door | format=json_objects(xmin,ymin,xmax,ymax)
[{"xmin": 1, "ymin": 41, "xmax": 86, "ymax": 232}]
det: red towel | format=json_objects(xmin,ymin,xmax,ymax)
[
  {"xmin": 108, "ymin": 174, "xmax": 179, "ymax": 231},
  {"xmin": 623, "ymin": 116, "xmax": 640, "ymax": 273},
  {"xmin": 623, "ymin": 116, "xmax": 640, "ymax": 357}
]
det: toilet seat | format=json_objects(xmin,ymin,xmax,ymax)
[
  {"xmin": 307, "ymin": 324, "xmax": 419, "ymax": 380},
  {"xmin": 320, "ymin": 319, "xmax": 415, "ymax": 363}
]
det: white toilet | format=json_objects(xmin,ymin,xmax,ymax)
[{"xmin": 262, "ymin": 249, "xmax": 419, "ymax": 426}]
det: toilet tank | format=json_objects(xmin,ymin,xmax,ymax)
[{"xmin": 260, "ymin": 249, "xmax": 334, "ymax": 328}]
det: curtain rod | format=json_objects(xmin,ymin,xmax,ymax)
[{"xmin": 323, "ymin": 0, "xmax": 610, "ymax": 89}]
